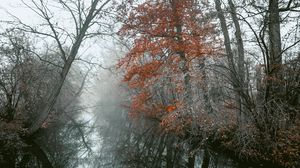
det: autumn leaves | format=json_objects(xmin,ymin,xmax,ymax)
[{"xmin": 117, "ymin": 0, "xmax": 218, "ymax": 134}]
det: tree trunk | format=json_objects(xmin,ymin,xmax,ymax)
[
  {"xmin": 267, "ymin": 0, "xmax": 283, "ymax": 99},
  {"xmin": 256, "ymin": 65, "xmax": 264, "ymax": 115},
  {"xmin": 171, "ymin": 0, "xmax": 193, "ymax": 116},
  {"xmin": 188, "ymin": 154, "xmax": 195, "ymax": 168},
  {"xmin": 201, "ymin": 148, "xmax": 210, "ymax": 168},
  {"xmin": 25, "ymin": 138, "xmax": 54, "ymax": 168},
  {"xmin": 153, "ymin": 135, "xmax": 166, "ymax": 167},
  {"xmin": 214, "ymin": 0, "xmax": 241, "ymax": 121},
  {"xmin": 228, "ymin": 0, "xmax": 246, "ymax": 123},
  {"xmin": 268, "ymin": 0, "xmax": 282, "ymax": 72},
  {"xmin": 166, "ymin": 138, "xmax": 174, "ymax": 168},
  {"xmin": 199, "ymin": 57, "xmax": 214, "ymax": 114}
]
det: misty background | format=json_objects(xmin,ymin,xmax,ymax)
[{"xmin": 0, "ymin": 0, "xmax": 299, "ymax": 168}]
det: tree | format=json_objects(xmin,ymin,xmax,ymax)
[
  {"xmin": 0, "ymin": 29, "xmax": 96, "ymax": 167},
  {"xmin": 15, "ymin": 0, "xmax": 112, "ymax": 136},
  {"xmin": 117, "ymin": 0, "xmax": 220, "ymax": 167},
  {"xmin": 0, "ymin": 0, "xmax": 114, "ymax": 167},
  {"xmin": 118, "ymin": 0, "xmax": 217, "ymax": 123},
  {"xmin": 212, "ymin": 0, "xmax": 300, "ymax": 167}
]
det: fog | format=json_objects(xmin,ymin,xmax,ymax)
[{"xmin": 0, "ymin": 0, "xmax": 299, "ymax": 168}]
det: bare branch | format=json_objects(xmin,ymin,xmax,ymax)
[
  {"xmin": 63, "ymin": 112, "xmax": 92, "ymax": 152},
  {"xmin": 27, "ymin": 0, "xmax": 112, "ymax": 136},
  {"xmin": 22, "ymin": 48, "xmax": 63, "ymax": 69},
  {"xmin": 281, "ymin": 39, "xmax": 300, "ymax": 55},
  {"xmin": 59, "ymin": 0, "xmax": 80, "ymax": 36},
  {"xmin": 75, "ymin": 57, "xmax": 113, "ymax": 70}
]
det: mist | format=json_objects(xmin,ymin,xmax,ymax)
[{"xmin": 0, "ymin": 0, "xmax": 299, "ymax": 168}]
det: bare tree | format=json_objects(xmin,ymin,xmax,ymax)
[
  {"xmin": 13, "ymin": 0, "xmax": 113, "ymax": 136},
  {"xmin": 0, "ymin": 0, "xmax": 115, "ymax": 167}
]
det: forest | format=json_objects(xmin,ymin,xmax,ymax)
[{"xmin": 0, "ymin": 0, "xmax": 299, "ymax": 168}]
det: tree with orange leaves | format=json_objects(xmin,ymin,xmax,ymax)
[{"xmin": 118, "ymin": 0, "xmax": 218, "ymax": 130}]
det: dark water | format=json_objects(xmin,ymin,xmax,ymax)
[
  {"xmin": 193, "ymin": 150, "xmax": 273, "ymax": 168},
  {"xmin": 194, "ymin": 150, "xmax": 235, "ymax": 168}
]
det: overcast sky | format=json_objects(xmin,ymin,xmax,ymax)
[{"xmin": 0, "ymin": 0, "xmax": 41, "ymax": 25}]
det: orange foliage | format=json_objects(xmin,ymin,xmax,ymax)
[
  {"xmin": 118, "ymin": 0, "xmax": 218, "ymax": 134},
  {"xmin": 123, "ymin": 60, "xmax": 163, "ymax": 88},
  {"xmin": 118, "ymin": 0, "xmax": 216, "ymax": 64},
  {"xmin": 128, "ymin": 91, "xmax": 151, "ymax": 118},
  {"xmin": 166, "ymin": 105, "xmax": 177, "ymax": 113}
]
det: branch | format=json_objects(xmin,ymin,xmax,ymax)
[
  {"xmin": 64, "ymin": 68, "xmax": 92, "ymax": 109},
  {"xmin": 75, "ymin": 58, "xmax": 113, "ymax": 70},
  {"xmin": 280, "ymin": 39, "xmax": 300, "ymax": 56},
  {"xmin": 91, "ymin": 0, "xmax": 112, "ymax": 21},
  {"xmin": 279, "ymin": 1, "xmax": 300, "ymax": 12},
  {"xmin": 59, "ymin": 0, "xmax": 79, "ymax": 36},
  {"xmin": 22, "ymin": 48, "xmax": 63, "ymax": 69},
  {"xmin": 22, "ymin": 0, "xmax": 67, "ymax": 62},
  {"xmin": 63, "ymin": 112, "xmax": 92, "ymax": 152},
  {"xmin": 235, "ymin": 13, "xmax": 267, "ymax": 63}
]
